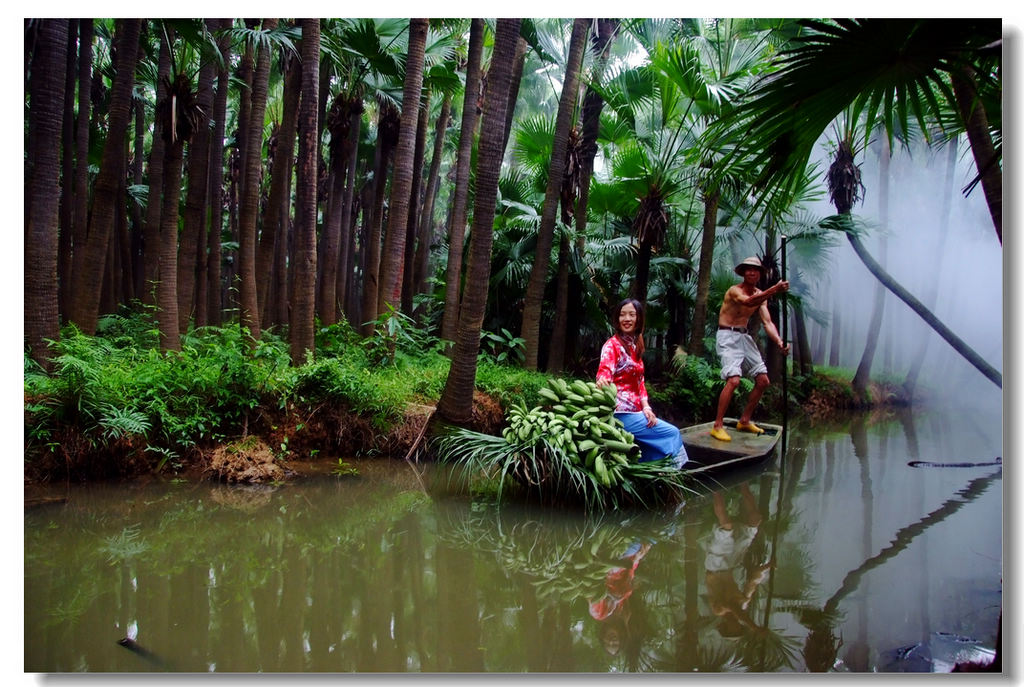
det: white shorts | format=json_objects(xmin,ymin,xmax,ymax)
[{"xmin": 716, "ymin": 329, "xmax": 768, "ymax": 380}]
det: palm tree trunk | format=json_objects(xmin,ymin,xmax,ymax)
[
  {"xmin": 67, "ymin": 19, "xmax": 92, "ymax": 319},
  {"xmin": 157, "ymin": 133, "xmax": 187, "ymax": 352},
  {"xmin": 57, "ymin": 20, "xmax": 76, "ymax": 322},
  {"xmin": 360, "ymin": 101, "xmax": 399, "ymax": 335},
  {"xmin": 414, "ymin": 92, "xmax": 451, "ymax": 314},
  {"xmin": 852, "ymin": 139, "xmax": 890, "ymax": 396},
  {"xmin": 67, "ymin": 18, "xmax": 141, "ymax": 335},
  {"xmin": 793, "ymin": 300, "xmax": 813, "ymax": 376},
  {"xmin": 951, "ymin": 66, "xmax": 1001, "ymax": 244},
  {"xmin": 520, "ymin": 18, "xmax": 589, "ymax": 371},
  {"xmin": 438, "ymin": 18, "xmax": 522, "ymax": 424},
  {"xmin": 377, "ymin": 18, "xmax": 428, "ymax": 318},
  {"xmin": 336, "ymin": 106, "xmax": 362, "ymax": 319},
  {"xmin": 545, "ymin": 232, "xmax": 571, "ymax": 373},
  {"xmin": 201, "ymin": 18, "xmax": 231, "ymax": 328},
  {"xmin": 440, "ymin": 18, "xmax": 484, "ymax": 344},
  {"xmin": 138, "ymin": 29, "xmax": 172, "ymax": 307},
  {"xmin": 319, "ymin": 91, "xmax": 359, "ymax": 325},
  {"xmin": 845, "ymin": 231, "xmax": 1000, "ymax": 388},
  {"xmin": 177, "ymin": 40, "xmax": 217, "ymax": 333},
  {"xmin": 25, "ymin": 18, "xmax": 68, "ymax": 371},
  {"xmin": 238, "ymin": 18, "xmax": 277, "ymax": 341},
  {"xmin": 290, "ymin": 18, "xmax": 321, "ymax": 365},
  {"xmin": 401, "ymin": 87, "xmax": 430, "ymax": 316},
  {"xmin": 260, "ymin": 51, "xmax": 300, "ymax": 326},
  {"xmin": 687, "ymin": 188, "xmax": 719, "ymax": 355}
]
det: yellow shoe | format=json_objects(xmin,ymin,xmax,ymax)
[
  {"xmin": 735, "ymin": 421, "xmax": 765, "ymax": 435},
  {"xmin": 709, "ymin": 426, "xmax": 732, "ymax": 442}
]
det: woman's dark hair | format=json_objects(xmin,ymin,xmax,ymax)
[{"xmin": 612, "ymin": 298, "xmax": 645, "ymax": 356}]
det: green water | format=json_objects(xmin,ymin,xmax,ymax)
[{"xmin": 24, "ymin": 406, "xmax": 1001, "ymax": 672}]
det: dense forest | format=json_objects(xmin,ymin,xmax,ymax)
[{"xmin": 23, "ymin": 19, "xmax": 1002, "ymax": 475}]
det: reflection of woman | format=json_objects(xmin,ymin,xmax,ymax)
[
  {"xmin": 704, "ymin": 483, "xmax": 772, "ymax": 638},
  {"xmin": 589, "ymin": 542, "xmax": 651, "ymax": 656},
  {"xmin": 596, "ymin": 299, "xmax": 687, "ymax": 467}
]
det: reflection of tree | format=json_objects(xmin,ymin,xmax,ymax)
[{"xmin": 798, "ymin": 470, "xmax": 1001, "ymax": 671}]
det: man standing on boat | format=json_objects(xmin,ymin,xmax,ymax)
[{"xmin": 710, "ymin": 256, "xmax": 789, "ymax": 442}]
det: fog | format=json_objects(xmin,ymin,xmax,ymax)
[{"xmin": 796, "ymin": 135, "xmax": 1003, "ymax": 417}]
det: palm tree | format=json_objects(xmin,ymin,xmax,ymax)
[
  {"xmin": 290, "ymin": 18, "xmax": 320, "ymax": 365},
  {"xmin": 824, "ymin": 130, "xmax": 1001, "ymax": 389},
  {"xmin": 236, "ymin": 19, "xmax": 278, "ymax": 342},
  {"xmin": 178, "ymin": 21, "xmax": 220, "ymax": 333},
  {"xmin": 25, "ymin": 19, "xmax": 68, "ymax": 371},
  {"xmin": 438, "ymin": 17, "xmax": 522, "ymax": 425},
  {"xmin": 377, "ymin": 18, "xmax": 429, "ymax": 321},
  {"xmin": 155, "ymin": 62, "xmax": 201, "ymax": 352},
  {"xmin": 519, "ymin": 18, "xmax": 589, "ymax": 371},
  {"xmin": 439, "ymin": 18, "xmax": 485, "ymax": 345},
  {"xmin": 67, "ymin": 18, "xmax": 142, "ymax": 335},
  {"xmin": 199, "ymin": 18, "xmax": 232, "ymax": 328}
]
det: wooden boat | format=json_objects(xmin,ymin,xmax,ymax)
[{"xmin": 680, "ymin": 418, "xmax": 783, "ymax": 475}]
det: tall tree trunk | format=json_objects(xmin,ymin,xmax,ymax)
[
  {"xmin": 438, "ymin": 18, "xmax": 521, "ymax": 424},
  {"xmin": 238, "ymin": 18, "xmax": 277, "ymax": 341},
  {"xmin": 414, "ymin": 92, "xmax": 451, "ymax": 314},
  {"xmin": 259, "ymin": 50, "xmax": 300, "ymax": 326},
  {"xmin": 69, "ymin": 20, "xmax": 93, "ymax": 318},
  {"xmin": 201, "ymin": 18, "xmax": 231, "ymax": 328},
  {"xmin": 318, "ymin": 92, "xmax": 357, "ymax": 326},
  {"xmin": 545, "ymin": 231, "xmax": 571, "ymax": 373},
  {"xmin": 360, "ymin": 102, "xmax": 399, "ymax": 335},
  {"xmin": 687, "ymin": 187, "xmax": 720, "ymax": 355},
  {"xmin": 57, "ymin": 20, "xmax": 76, "ymax": 322},
  {"xmin": 440, "ymin": 18, "xmax": 484, "ymax": 344},
  {"xmin": 156, "ymin": 73, "xmax": 197, "ymax": 352},
  {"xmin": 25, "ymin": 18, "xmax": 68, "ymax": 370},
  {"xmin": 377, "ymin": 18, "xmax": 428, "ymax": 319},
  {"xmin": 130, "ymin": 86, "xmax": 146, "ymax": 302},
  {"xmin": 501, "ymin": 35, "xmax": 529, "ymax": 154},
  {"xmin": 67, "ymin": 18, "xmax": 141, "ymax": 335},
  {"xmin": 336, "ymin": 106, "xmax": 362, "ymax": 321},
  {"xmin": 520, "ymin": 18, "xmax": 589, "ymax": 371},
  {"xmin": 290, "ymin": 18, "xmax": 320, "ymax": 364},
  {"xmin": 565, "ymin": 18, "xmax": 619, "ymax": 366},
  {"xmin": 852, "ymin": 138, "xmax": 890, "ymax": 397},
  {"xmin": 793, "ymin": 300, "xmax": 813, "ymax": 375},
  {"xmin": 401, "ymin": 88, "xmax": 430, "ymax": 316},
  {"xmin": 138, "ymin": 29, "xmax": 172, "ymax": 306},
  {"xmin": 845, "ymin": 230, "xmax": 1000, "ymax": 388},
  {"xmin": 951, "ymin": 66, "xmax": 1001, "ymax": 244},
  {"xmin": 828, "ymin": 276, "xmax": 841, "ymax": 366},
  {"xmin": 177, "ymin": 39, "xmax": 217, "ymax": 333}
]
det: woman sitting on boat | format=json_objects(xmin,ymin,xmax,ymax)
[{"xmin": 596, "ymin": 298, "xmax": 687, "ymax": 468}]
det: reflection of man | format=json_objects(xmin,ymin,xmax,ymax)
[
  {"xmin": 589, "ymin": 541, "xmax": 651, "ymax": 655},
  {"xmin": 704, "ymin": 483, "xmax": 772, "ymax": 637},
  {"xmin": 711, "ymin": 256, "xmax": 789, "ymax": 442}
]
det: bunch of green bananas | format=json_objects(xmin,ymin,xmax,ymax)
[{"xmin": 501, "ymin": 378, "xmax": 641, "ymax": 488}]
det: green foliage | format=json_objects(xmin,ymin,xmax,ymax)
[
  {"xmin": 662, "ymin": 351, "xmax": 752, "ymax": 417},
  {"xmin": 473, "ymin": 361, "xmax": 550, "ymax": 410},
  {"xmin": 479, "ymin": 327, "xmax": 526, "ymax": 366}
]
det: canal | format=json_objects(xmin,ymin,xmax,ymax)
[{"xmin": 24, "ymin": 404, "xmax": 1001, "ymax": 673}]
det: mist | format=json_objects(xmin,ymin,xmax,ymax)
[{"xmin": 796, "ymin": 135, "xmax": 1002, "ymax": 417}]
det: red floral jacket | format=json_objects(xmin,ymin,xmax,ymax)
[{"xmin": 596, "ymin": 334, "xmax": 648, "ymax": 412}]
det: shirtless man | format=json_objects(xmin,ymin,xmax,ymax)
[{"xmin": 710, "ymin": 256, "xmax": 789, "ymax": 442}]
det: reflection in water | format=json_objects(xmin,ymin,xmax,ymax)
[{"xmin": 24, "ymin": 407, "xmax": 1001, "ymax": 673}]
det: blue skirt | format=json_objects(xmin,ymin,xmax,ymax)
[{"xmin": 615, "ymin": 412, "xmax": 688, "ymax": 468}]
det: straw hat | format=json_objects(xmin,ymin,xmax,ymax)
[{"xmin": 734, "ymin": 256, "xmax": 764, "ymax": 276}]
